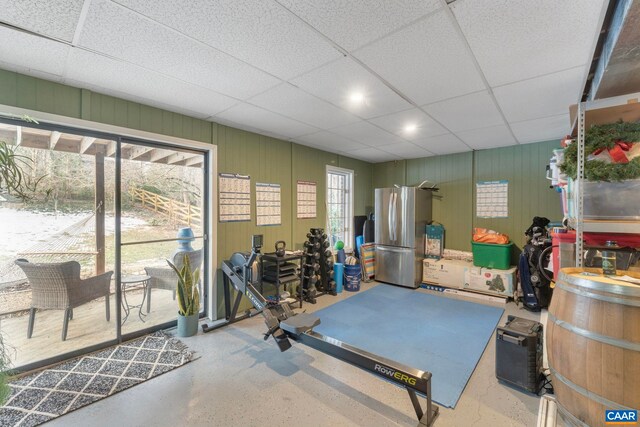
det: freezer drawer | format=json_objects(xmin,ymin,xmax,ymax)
[{"xmin": 376, "ymin": 245, "xmax": 422, "ymax": 288}]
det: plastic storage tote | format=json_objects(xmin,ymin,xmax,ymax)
[{"xmin": 471, "ymin": 241, "xmax": 512, "ymax": 270}]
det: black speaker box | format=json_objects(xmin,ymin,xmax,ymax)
[{"xmin": 495, "ymin": 315, "xmax": 543, "ymax": 393}]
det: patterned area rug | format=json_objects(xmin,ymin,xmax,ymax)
[{"xmin": 0, "ymin": 331, "xmax": 196, "ymax": 426}]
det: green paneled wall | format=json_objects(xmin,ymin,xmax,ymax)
[
  {"xmin": 473, "ymin": 140, "xmax": 561, "ymax": 252},
  {"xmin": 372, "ymin": 141, "xmax": 562, "ymax": 254},
  {"xmin": 0, "ymin": 70, "xmax": 82, "ymax": 119},
  {"xmin": 0, "ymin": 68, "xmax": 374, "ymax": 318},
  {"xmin": 372, "ymin": 160, "xmax": 407, "ymax": 189},
  {"xmin": 406, "ymin": 152, "xmax": 474, "ymax": 251},
  {"xmin": 338, "ymin": 155, "xmax": 374, "ymax": 216}
]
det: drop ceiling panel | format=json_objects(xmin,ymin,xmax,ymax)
[
  {"xmin": 511, "ymin": 114, "xmax": 570, "ymax": 144},
  {"xmin": 368, "ymin": 108, "xmax": 448, "ymax": 140},
  {"xmin": 0, "ymin": 26, "xmax": 70, "ymax": 77},
  {"xmin": 248, "ymin": 83, "xmax": 359, "ymax": 129},
  {"xmin": 343, "ymin": 147, "xmax": 401, "ymax": 162},
  {"xmin": 330, "ymin": 121, "xmax": 404, "ymax": 147},
  {"xmin": 413, "ymin": 133, "xmax": 470, "ymax": 155},
  {"xmin": 113, "ymin": 0, "xmax": 342, "ymax": 80},
  {"xmin": 0, "ymin": 0, "xmax": 84, "ymax": 42},
  {"xmin": 66, "ymin": 49, "xmax": 238, "ymax": 118},
  {"xmin": 378, "ymin": 142, "xmax": 433, "ymax": 159},
  {"xmin": 353, "ymin": 9, "xmax": 485, "ymax": 106},
  {"xmin": 296, "ymin": 131, "xmax": 368, "ymax": 152},
  {"xmin": 493, "ymin": 66, "xmax": 587, "ymax": 123},
  {"xmin": 290, "ymin": 57, "xmax": 412, "ymax": 119},
  {"xmin": 78, "ymin": 0, "xmax": 279, "ymax": 100},
  {"xmin": 451, "ymin": 0, "xmax": 608, "ymax": 86},
  {"xmin": 276, "ymin": 0, "xmax": 441, "ymax": 51},
  {"xmin": 423, "ymin": 91, "xmax": 504, "ymax": 132},
  {"xmin": 214, "ymin": 102, "xmax": 319, "ymax": 139},
  {"xmin": 455, "ymin": 125, "xmax": 516, "ymax": 150}
]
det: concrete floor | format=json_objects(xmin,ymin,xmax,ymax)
[{"xmin": 47, "ymin": 282, "xmax": 543, "ymax": 427}]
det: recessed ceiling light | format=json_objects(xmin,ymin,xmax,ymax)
[
  {"xmin": 349, "ymin": 92, "xmax": 365, "ymax": 104},
  {"xmin": 404, "ymin": 123, "xmax": 417, "ymax": 133}
]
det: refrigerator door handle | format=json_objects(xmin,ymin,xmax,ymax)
[
  {"xmin": 393, "ymin": 192, "xmax": 398, "ymax": 242},
  {"xmin": 388, "ymin": 192, "xmax": 394, "ymax": 242},
  {"xmin": 377, "ymin": 245, "xmax": 407, "ymax": 253}
]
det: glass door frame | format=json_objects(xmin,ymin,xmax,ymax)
[
  {"xmin": 116, "ymin": 137, "xmax": 211, "ymax": 342},
  {"xmin": 0, "ymin": 106, "xmax": 216, "ymax": 372}
]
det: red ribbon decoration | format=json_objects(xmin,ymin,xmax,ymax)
[{"xmin": 593, "ymin": 141, "xmax": 633, "ymax": 164}]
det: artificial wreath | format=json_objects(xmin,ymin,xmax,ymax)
[{"xmin": 560, "ymin": 121, "xmax": 640, "ymax": 181}]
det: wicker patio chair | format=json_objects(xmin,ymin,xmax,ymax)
[
  {"xmin": 144, "ymin": 249, "xmax": 202, "ymax": 313},
  {"xmin": 15, "ymin": 259, "xmax": 113, "ymax": 341}
]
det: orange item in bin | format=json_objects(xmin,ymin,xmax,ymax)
[{"xmin": 472, "ymin": 228, "xmax": 510, "ymax": 244}]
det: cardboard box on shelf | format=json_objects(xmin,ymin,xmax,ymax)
[
  {"xmin": 463, "ymin": 266, "xmax": 516, "ymax": 298},
  {"xmin": 422, "ymin": 258, "xmax": 472, "ymax": 289}
]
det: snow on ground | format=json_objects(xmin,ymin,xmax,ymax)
[{"xmin": 0, "ymin": 207, "xmax": 147, "ymax": 264}]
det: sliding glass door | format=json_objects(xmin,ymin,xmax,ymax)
[
  {"xmin": 0, "ymin": 122, "xmax": 118, "ymax": 369},
  {"xmin": 117, "ymin": 139, "xmax": 207, "ymax": 338},
  {"xmin": 0, "ymin": 120, "xmax": 210, "ymax": 371}
]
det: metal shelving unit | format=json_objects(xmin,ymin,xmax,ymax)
[{"xmin": 570, "ymin": 92, "xmax": 640, "ymax": 267}]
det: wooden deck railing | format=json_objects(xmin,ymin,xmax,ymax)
[{"xmin": 129, "ymin": 187, "xmax": 201, "ymax": 226}]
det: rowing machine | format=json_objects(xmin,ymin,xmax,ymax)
[{"xmin": 204, "ymin": 235, "xmax": 439, "ymax": 426}]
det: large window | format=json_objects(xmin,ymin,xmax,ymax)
[
  {"xmin": 326, "ymin": 166, "xmax": 354, "ymax": 249},
  {"xmin": 0, "ymin": 119, "xmax": 211, "ymax": 371}
]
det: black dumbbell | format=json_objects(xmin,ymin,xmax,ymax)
[{"xmin": 304, "ymin": 263, "xmax": 320, "ymax": 272}]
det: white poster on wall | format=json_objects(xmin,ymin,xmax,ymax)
[
  {"xmin": 219, "ymin": 173, "xmax": 251, "ymax": 222},
  {"xmin": 296, "ymin": 180, "xmax": 317, "ymax": 219},
  {"xmin": 476, "ymin": 180, "xmax": 508, "ymax": 218},
  {"xmin": 256, "ymin": 182, "xmax": 281, "ymax": 226}
]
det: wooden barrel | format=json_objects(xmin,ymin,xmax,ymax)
[{"xmin": 547, "ymin": 268, "xmax": 640, "ymax": 427}]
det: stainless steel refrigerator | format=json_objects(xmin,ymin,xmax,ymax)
[{"xmin": 375, "ymin": 186, "xmax": 433, "ymax": 288}]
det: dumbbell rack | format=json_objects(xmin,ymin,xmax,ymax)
[{"xmin": 299, "ymin": 227, "xmax": 336, "ymax": 303}]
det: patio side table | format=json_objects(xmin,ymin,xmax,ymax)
[{"xmin": 121, "ymin": 275, "xmax": 150, "ymax": 324}]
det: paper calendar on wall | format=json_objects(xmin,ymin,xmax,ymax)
[
  {"xmin": 476, "ymin": 180, "xmax": 508, "ymax": 218},
  {"xmin": 296, "ymin": 180, "xmax": 317, "ymax": 219},
  {"xmin": 218, "ymin": 173, "xmax": 251, "ymax": 222},
  {"xmin": 256, "ymin": 182, "xmax": 281, "ymax": 226}
]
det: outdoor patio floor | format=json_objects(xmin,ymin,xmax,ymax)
[{"xmin": 1, "ymin": 288, "xmax": 179, "ymax": 368}]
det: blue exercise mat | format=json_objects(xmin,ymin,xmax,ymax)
[{"xmin": 312, "ymin": 285, "xmax": 504, "ymax": 408}]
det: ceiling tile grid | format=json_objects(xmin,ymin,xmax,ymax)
[
  {"xmin": 422, "ymin": 91, "xmax": 505, "ymax": 133},
  {"xmin": 377, "ymin": 142, "xmax": 434, "ymax": 159},
  {"xmin": 78, "ymin": 0, "xmax": 280, "ymax": 100},
  {"xmin": 368, "ymin": 108, "xmax": 448, "ymax": 141},
  {"xmin": 214, "ymin": 102, "xmax": 320, "ymax": 139},
  {"xmin": 113, "ymin": 0, "xmax": 342, "ymax": 80},
  {"xmin": 353, "ymin": 8, "xmax": 486, "ymax": 106},
  {"xmin": 0, "ymin": 0, "xmax": 607, "ymax": 162},
  {"xmin": 275, "ymin": 0, "xmax": 442, "ymax": 52},
  {"xmin": 329, "ymin": 120, "xmax": 406, "ymax": 147},
  {"xmin": 493, "ymin": 65, "xmax": 588, "ymax": 123},
  {"xmin": 412, "ymin": 133, "xmax": 471, "ymax": 156},
  {"xmin": 450, "ymin": 0, "xmax": 608, "ymax": 87},
  {"xmin": 65, "ymin": 48, "xmax": 238, "ymax": 119},
  {"xmin": 247, "ymin": 83, "xmax": 360, "ymax": 129},
  {"xmin": 510, "ymin": 114, "xmax": 571, "ymax": 144},
  {"xmin": 296, "ymin": 131, "xmax": 369, "ymax": 152},
  {"xmin": 0, "ymin": 25, "xmax": 71, "ymax": 77},
  {"xmin": 0, "ymin": 0, "xmax": 84, "ymax": 42},
  {"xmin": 342, "ymin": 146, "xmax": 402, "ymax": 162},
  {"xmin": 290, "ymin": 57, "xmax": 413, "ymax": 119},
  {"xmin": 455, "ymin": 124, "xmax": 517, "ymax": 150}
]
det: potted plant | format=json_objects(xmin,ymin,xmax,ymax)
[{"xmin": 167, "ymin": 254, "xmax": 200, "ymax": 337}]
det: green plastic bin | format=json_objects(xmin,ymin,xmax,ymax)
[{"xmin": 471, "ymin": 241, "xmax": 512, "ymax": 270}]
